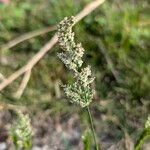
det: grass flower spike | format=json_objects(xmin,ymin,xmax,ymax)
[
  {"xmin": 57, "ymin": 16, "xmax": 95, "ymax": 107},
  {"xmin": 9, "ymin": 112, "xmax": 32, "ymax": 149}
]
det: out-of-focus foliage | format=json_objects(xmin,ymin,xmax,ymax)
[{"xmin": 0, "ymin": 0, "xmax": 149, "ymax": 146}]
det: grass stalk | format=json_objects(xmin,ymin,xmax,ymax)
[{"xmin": 87, "ymin": 106, "xmax": 100, "ymax": 150}]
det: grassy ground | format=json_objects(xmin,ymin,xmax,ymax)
[{"xmin": 0, "ymin": 0, "xmax": 150, "ymax": 149}]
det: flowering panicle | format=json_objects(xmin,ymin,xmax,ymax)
[
  {"xmin": 9, "ymin": 112, "xmax": 32, "ymax": 149},
  {"xmin": 57, "ymin": 16, "xmax": 95, "ymax": 107}
]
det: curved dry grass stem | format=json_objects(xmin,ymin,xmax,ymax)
[
  {"xmin": 0, "ymin": 35, "xmax": 58, "ymax": 91},
  {"xmin": 1, "ymin": 26, "xmax": 56, "ymax": 51},
  {"xmin": 14, "ymin": 69, "xmax": 31, "ymax": 99},
  {"xmin": 0, "ymin": 0, "xmax": 106, "ymax": 93},
  {"xmin": 76, "ymin": 0, "xmax": 105, "ymax": 22}
]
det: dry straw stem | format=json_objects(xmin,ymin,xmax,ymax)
[
  {"xmin": 14, "ymin": 69, "xmax": 31, "ymax": 99},
  {"xmin": 0, "ymin": 0, "xmax": 106, "ymax": 92},
  {"xmin": 0, "ymin": 26, "xmax": 56, "ymax": 51},
  {"xmin": 0, "ymin": 35, "xmax": 57, "ymax": 91},
  {"xmin": 0, "ymin": 102, "xmax": 26, "ymax": 111}
]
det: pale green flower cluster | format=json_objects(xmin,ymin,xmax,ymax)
[
  {"xmin": 9, "ymin": 112, "xmax": 32, "ymax": 149},
  {"xmin": 57, "ymin": 16, "xmax": 95, "ymax": 107},
  {"xmin": 145, "ymin": 115, "xmax": 150, "ymax": 129}
]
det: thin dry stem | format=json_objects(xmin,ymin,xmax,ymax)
[
  {"xmin": 14, "ymin": 69, "xmax": 31, "ymax": 99},
  {"xmin": 0, "ymin": 102, "xmax": 26, "ymax": 111},
  {"xmin": 0, "ymin": 0, "xmax": 106, "ymax": 92},
  {"xmin": 1, "ymin": 26, "xmax": 56, "ymax": 51},
  {"xmin": 0, "ymin": 35, "xmax": 58, "ymax": 91},
  {"xmin": 76, "ymin": 0, "xmax": 106, "ymax": 22}
]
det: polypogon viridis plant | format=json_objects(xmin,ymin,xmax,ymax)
[
  {"xmin": 57, "ymin": 16, "xmax": 100, "ymax": 150},
  {"xmin": 9, "ymin": 111, "xmax": 32, "ymax": 150}
]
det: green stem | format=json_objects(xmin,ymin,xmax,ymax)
[
  {"xmin": 134, "ymin": 129, "xmax": 150, "ymax": 150},
  {"xmin": 87, "ymin": 106, "xmax": 100, "ymax": 150}
]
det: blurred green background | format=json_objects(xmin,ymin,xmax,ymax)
[{"xmin": 0, "ymin": 0, "xmax": 149, "ymax": 149}]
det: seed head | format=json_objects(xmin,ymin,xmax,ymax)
[
  {"xmin": 9, "ymin": 112, "xmax": 32, "ymax": 149},
  {"xmin": 57, "ymin": 16, "xmax": 95, "ymax": 107}
]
